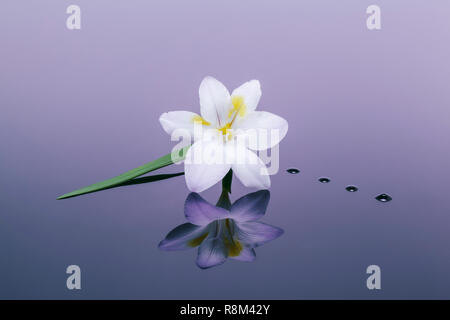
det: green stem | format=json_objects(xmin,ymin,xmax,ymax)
[{"xmin": 216, "ymin": 169, "xmax": 233, "ymax": 210}]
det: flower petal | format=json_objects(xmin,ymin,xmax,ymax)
[
  {"xmin": 236, "ymin": 222, "xmax": 284, "ymax": 247},
  {"xmin": 196, "ymin": 238, "xmax": 228, "ymax": 269},
  {"xmin": 185, "ymin": 193, "xmax": 229, "ymax": 226},
  {"xmin": 230, "ymin": 190, "xmax": 270, "ymax": 222},
  {"xmin": 199, "ymin": 76, "xmax": 231, "ymax": 127},
  {"xmin": 230, "ymin": 246, "xmax": 256, "ymax": 262},
  {"xmin": 231, "ymin": 145, "xmax": 270, "ymax": 190},
  {"xmin": 159, "ymin": 111, "xmax": 202, "ymax": 138},
  {"xmin": 237, "ymin": 111, "xmax": 288, "ymax": 151},
  {"xmin": 184, "ymin": 139, "xmax": 232, "ymax": 192},
  {"xmin": 231, "ymin": 80, "xmax": 261, "ymax": 114},
  {"xmin": 158, "ymin": 223, "xmax": 208, "ymax": 251}
]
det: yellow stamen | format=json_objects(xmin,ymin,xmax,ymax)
[
  {"xmin": 230, "ymin": 96, "xmax": 247, "ymax": 118},
  {"xmin": 217, "ymin": 96, "xmax": 247, "ymax": 140},
  {"xmin": 224, "ymin": 219, "xmax": 243, "ymax": 257},
  {"xmin": 192, "ymin": 115, "xmax": 211, "ymax": 126},
  {"xmin": 188, "ymin": 232, "xmax": 208, "ymax": 247},
  {"xmin": 225, "ymin": 239, "xmax": 243, "ymax": 257},
  {"xmin": 218, "ymin": 123, "xmax": 231, "ymax": 136}
]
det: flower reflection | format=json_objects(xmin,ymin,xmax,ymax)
[{"xmin": 159, "ymin": 190, "xmax": 283, "ymax": 269}]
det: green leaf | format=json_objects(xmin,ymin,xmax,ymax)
[
  {"xmin": 58, "ymin": 172, "xmax": 184, "ymax": 198},
  {"xmin": 119, "ymin": 172, "xmax": 184, "ymax": 186},
  {"xmin": 57, "ymin": 146, "xmax": 189, "ymax": 200},
  {"xmin": 60, "ymin": 172, "xmax": 185, "ymax": 195}
]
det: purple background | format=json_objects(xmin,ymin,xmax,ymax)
[{"xmin": 1, "ymin": 0, "xmax": 450, "ymax": 299}]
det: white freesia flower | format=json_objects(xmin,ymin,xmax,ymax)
[{"xmin": 159, "ymin": 76, "xmax": 288, "ymax": 192}]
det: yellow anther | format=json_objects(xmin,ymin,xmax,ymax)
[
  {"xmin": 229, "ymin": 96, "xmax": 247, "ymax": 118},
  {"xmin": 192, "ymin": 115, "xmax": 211, "ymax": 126},
  {"xmin": 223, "ymin": 219, "xmax": 243, "ymax": 257},
  {"xmin": 226, "ymin": 239, "xmax": 243, "ymax": 257},
  {"xmin": 218, "ymin": 123, "xmax": 231, "ymax": 136},
  {"xmin": 188, "ymin": 232, "xmax": 209, "ymax": 247}
]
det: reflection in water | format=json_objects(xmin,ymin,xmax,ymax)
[{"xmin": 159, "ymin": 190, "xmax": 283, "ymax": 269}]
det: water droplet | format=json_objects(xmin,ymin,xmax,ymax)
[
  {"xmin": 318, "ymin": 177, "xmax": 330, "ymax": 183},
  {"xmin": 375, "ymin": 193, "xmax": 392, "ymax": 202},
  {"xmin": 286, "ymin": 168, "xmax": 300, "ymax": 174},
  {"xmin": 345, "ymin": 185, "xmax": 358, "ymax": 192}
]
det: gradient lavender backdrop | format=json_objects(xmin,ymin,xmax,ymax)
[{"xmin": 1, "ymin": 0, "xmax": 450, "ymax": 299}]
